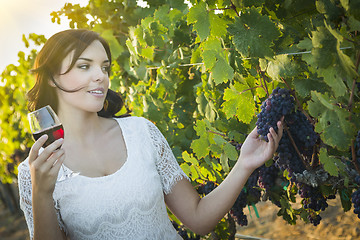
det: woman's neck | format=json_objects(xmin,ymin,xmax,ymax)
[{"xmin": 57, "ymin": 107, "xmax": 106, "ymax": 145}]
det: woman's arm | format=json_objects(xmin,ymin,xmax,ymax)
[
  {"xmin": 28, "ymin": 135, "xmax": 67, "ymax": 240},
  {"xmin": 165, "ymin": 122, "xmax": 283, "ymax": 235}
]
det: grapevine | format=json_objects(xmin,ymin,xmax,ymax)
[{"xmin": 1, "ymin": 0, "xmax": 360, "ymax": 239}]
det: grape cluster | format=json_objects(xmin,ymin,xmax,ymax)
[
  {"xmin": 258, "ymin": 164, "xmax": 279, "ymax": 192},
  {"xmin": 256, "ymin": 87, "xmax": 294, "ymax": 141},
  {"xmin": 298, "ymin": 183, "xmax": 332, "ymax": 226},
  {"xmin": 231, "ymin": 171, "xmax": 261, "ymax": 226},
  {"xmin": 355, "ymin": 131, "xmax": 360, "ymax": 166},
  {"xmin": 275, "ymin": 133, "xmax": 306, "ymax": 177},
  {"xmin": 172, "ymin": 221, "xmax": 200, "ymax": 240},
  {"xmin": 286, "ymin": 111, "xmax": 318, "ymax": 149},
  {"xmin": 230, "ymin": 140, "xmax": 243, "ymax": 151},
  {"xmin": 196, "ymin": 181, "xmax": 216, "ymax": 195},
  {"xmin": 352, "ymin": 176, "xmax": 360, "ymax": 220},
  {"xmin": 256, "ymin": 88, "xmax": 318, "ymax": 181}
]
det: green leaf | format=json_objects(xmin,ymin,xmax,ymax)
[
  {"xmin": 212, "ymin": 57, "xmax": 234, "ymax": 85},
  {"xmin": 223, "ymin": 142, "xmax": 238, "ymax": 161},
  {"xmin": 182, "ymin": 151, "xmax": 199, "ymax": 166},
  {"xmin": 228, "ymin": 7, "xmax": 281, "ymax": 58},
  {"xmin": 191, "ymin": 120, "xmax": 211, "ymax": 159},
  {"xmin": 100, "ymin": 29, "xmax": 124, "ymax": 59},
  {"xmin": 308, "ymin": 91, "xmax": 354, "ymax": 150},
  {"xmin": 220, "ymin": 152, "xmax": 230, "ymax": 173},
  {"xmin": 209, "ymin": 11, "xmax": 228, "ymax": 38},
  {"xmin": 222, "ymin": 82, "xmax": 255, "ymax": 123},
  {"xmin": 187, "ymin": 2, "xmax": 210, "ymax": 41},
  {"xmin": 317, "ymin": 67, "xmax": 347, "ymax": 97},
  {"xmin": 266, "ymin": 54, "xmax": 300, "ymax": 81},
  {"xmin": 319, "ymin": 148, "xmax": 339, "ymax": 176}
]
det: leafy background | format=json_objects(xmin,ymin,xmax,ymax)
[{"xmin": 1, "ymin": 0, "xmax": 360, "ymax": 239}]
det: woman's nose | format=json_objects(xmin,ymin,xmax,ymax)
[{"xmin": 93, "ymin": 66, "xmax": 107, "ymax": 81}]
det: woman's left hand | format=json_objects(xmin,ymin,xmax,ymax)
[{"xmin": 238, "ymin": 119, "xmax": 284, "ymax": 172}]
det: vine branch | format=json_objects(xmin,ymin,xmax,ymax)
[
  {"xmin": 208, "ymin": 130, "xmax": 227, "ymax": 138},
  {"xmin": 229, "ymin": 0, "xmax": 240, "ymax": 17},
  {"xmin": 257, "ymin": 66, "xmax": 270, "ymax": 97},
  {"xmin": 347, "ymin": 50, "xmax": 360, "ymax": 113},
  {"xmin": 351, "ymin": 139, "xmax": 360, "ymax": 175},
  {"xmin": 284, "ymin": 123, "xmax": 311, "ymax": 171}
]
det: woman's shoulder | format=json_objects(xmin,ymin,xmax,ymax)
[{"xmin": 113, "ymin": 115, "xmax": 154, "ymax": 126}]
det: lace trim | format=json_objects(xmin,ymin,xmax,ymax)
[{"xmin": 144, "ymin": 119, "xmax": 190, "ymax": 194}]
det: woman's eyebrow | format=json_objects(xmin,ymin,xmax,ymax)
[{"xmin": 77, "ymin": 57, "xmax": 110, "ymax": 63}]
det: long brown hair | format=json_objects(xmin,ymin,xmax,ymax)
[{"xmin": 27, "ymin": 29, "xmax": 126, "ymax": 118}]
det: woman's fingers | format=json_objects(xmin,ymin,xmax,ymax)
[
  {"xmin": 29, "ymin": 137, "xmax": 64, "ymax": 174},
  {"xmin": 42, "ymin": 148, "xmax": 65, "ymax": 170},
  {"xmin": 28, "ymin": 134, "xmax": 48, "ymax": 164},
  {"xmin": 49, "ymin": 153, "xmax": 65, "ymax": 176}
]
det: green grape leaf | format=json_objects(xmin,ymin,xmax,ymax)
[
  {"xmin": 228, "ymin": 7, "xmax": 281, "ymax": 58},
  {"xmin": 317, "ymin": 67, "xmax": 347, "ymax": 97},
  {"xmin": 201, "ymin": 38, "xmax": 234, "ymax": 84},
  {"xmin": 223, "ymin": 142, "xmax": 238, "ymax": 161},
  {"xmin": 319, "ymin": 148, "xmax": 340, "ymax": 176},
  {"xmin": 266, "ymin": 54, "xmax": 300, "ymax": 81},
  {"xmin": 220, "ymin": 153, "xmax": 229, "ymax": 173},
  {"xmin": 187, "ymin": 2, "xmax": 210, "ymax": 41},
  {"xmin": 182, "ymin": 151, "xmax": 199, "ymax": 166},
  {"xmin": 222, "ymin": 82, "xmax": 255, "ymax": 123},
  {"xmin": 308, "ymin": 91, "xmax": 353, "ymax": 150},
  {"xmin": 191, "ymin": 120, "xmax": 211, "ymax": 159},
  {"xmin": 212, "ymin": 57, "xmax": 234, "ymax": 85},
  {"xmin": 100, "ymin": 29, "xmax": 124, "ymax": 59},
  {"xmin": 209, "ymin": 11, "xmax": 228, "ymax": 38}
]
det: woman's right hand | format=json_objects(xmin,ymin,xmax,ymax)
[{"xmin": 28, "ymin": 134, "xmax": 65, "ymax": 196}]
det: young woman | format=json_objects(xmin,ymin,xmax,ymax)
[{"xmin": 18, "ymin": 29, "xmax": 283, "ymax": 240}]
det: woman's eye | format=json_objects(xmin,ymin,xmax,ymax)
[
  {"xmin": 102, "ymin": 66, "xmax": 111, "ymax": 73},
  {"xmin": 78, "ymin": 64, "xmax": 89, "ymax": 70}
]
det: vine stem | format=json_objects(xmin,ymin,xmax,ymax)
[
  {"xmin": 347, "ymin": 50, "xmax": 360, "ymax": 113},
  {"xmin": 257, "ymin": 66, "xmax": 270, "ymax": 97},
  {"xmin": 351, "ymin": 139, "xmax": 360, "ymax": 175},
  {"xmin": 281, "ymin": 77, "xmax": 315, "ymax": 125},
  {"xmin": 240, "ymin": 86, "xmax": 262, "ymax": 94},
  {"xmin": 208, "ymin": 130, "xmax": 227, "ymax": 138},
  {"xmin": 229, "ymin": 0, "xmax": 240, "ymax": 17},
  {"xmin": 283, "ymin": 123, "xmax": 311, "ymax": 171}
]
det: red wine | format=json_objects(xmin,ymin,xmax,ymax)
[{"xmin": 33, "ymin": 124, "xmax": 64, "ymax": 148}]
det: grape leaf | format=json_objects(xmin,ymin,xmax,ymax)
[
  {"xmin": 308, "ymin": 91, "xmax": 353, "ymax": 150},
  {"xmin": 266, "ymin": 54, "xmax": 300, "ymax": 81},
  {"xmin": 209, "ymin": 11, "xmax": 228, "ymax": 38},
  {"xmin": 222, "ymin": 82, "xmax": 255, "ymax": 123},
  {"xmin": 228, "ymin": 7, "xmax": 281, "ymax": 58},
  {"xmin": 319, "ymin": 148, "xmax": 340, "ymax": 176},
  {"xmin": 187, "ymin": 2, "xmax": 210, "ymax": 41},
  {"xmin": 220, "ymin": 153, "xmax": 230, "ymax": 173}
]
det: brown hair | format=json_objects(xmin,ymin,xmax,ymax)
[{"xmin": 27, "ymin": 29, "xmax": 127, "ymax": 118}]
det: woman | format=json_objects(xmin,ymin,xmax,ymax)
[{"xmin": 18, "ymin": 29, "xmax": 283, "ymax": 240}]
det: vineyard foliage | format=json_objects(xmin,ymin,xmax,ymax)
[{"xmin": 1, "ymin": 0, "xmax": 360, "ymax": 238}]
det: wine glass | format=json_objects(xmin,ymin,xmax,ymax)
[{"xmin": 28, "ymin": 105, "xmax": 79, "ymax": 181}]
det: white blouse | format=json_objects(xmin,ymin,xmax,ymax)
[{"xmin": 18, "ymin": 116, "xmax": 189, "ymax": 240}]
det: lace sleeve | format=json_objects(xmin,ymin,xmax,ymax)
[
  {"xmin": 144, "ymin": 119, "xmax": 190, "ymax": 194},
  {"xmin": 17, "ymin": 159, "xmax": 66, "ymax": 239}
]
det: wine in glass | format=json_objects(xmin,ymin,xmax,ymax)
[{"xmin": 28, "ymin": 105, "xmax": 79, "ymax": 181}]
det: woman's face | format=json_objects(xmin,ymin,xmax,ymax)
[{"xmin": 54, "ymin": 40, "xmax": 110, "ymax": 114}]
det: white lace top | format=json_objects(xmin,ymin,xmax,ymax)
[{"xmin": 18, "ymin": 116, "xmax": 189, "ymax": 240}]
